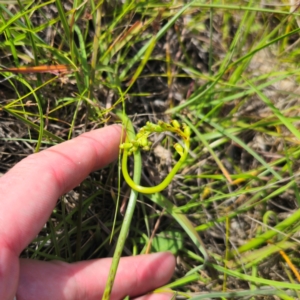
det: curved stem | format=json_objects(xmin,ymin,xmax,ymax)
[{"xmin": 122, "ymin": 137, "xmax": 190, "ymax": 194}]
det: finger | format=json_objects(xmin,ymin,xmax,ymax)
[
  {"xmin": 0, "ymin": 124, "xmax": 123, "ymax": 254},
  {"xmin": 17, "ymin": 252, "xmax": 175, "ymax": 300}
]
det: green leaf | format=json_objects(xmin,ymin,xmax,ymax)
[{"xmin": 150, "ymin": 230, "xmax": 184, "ymax": 255}]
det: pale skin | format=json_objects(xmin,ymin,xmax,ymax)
[{"xmin": 0, "ymin": 124, "xmax": 175, "ymax": 300}]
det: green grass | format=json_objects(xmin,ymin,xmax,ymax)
[{"xmin": 2, "ymin": 0, "xmax": 300, "ymax": 299}]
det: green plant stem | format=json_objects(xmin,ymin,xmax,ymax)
[
  {"xmin": 120, "ymin": 120, "xmax": 190, "ymax": 194},
  {"xmin": 102, "ymin": 111, "xmax": 141, "ymax": 300},
  {"xmin": 121, "ymin": 135, "xmax": 190, "ymax": 194}
]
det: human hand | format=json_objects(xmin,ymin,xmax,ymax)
[{"xmin": 0, "ymin": 125, "xmax": 175, "ymax": 300}]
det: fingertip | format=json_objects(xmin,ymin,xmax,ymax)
[
  {"xmin": 128, "ymin": 252, "xmax": 175, "ymax": 298},
  {"xmin": 108, "ymin": 252, "xmax": 176, "ymax": 299},
  {"xmin": 147, "ymin": 251, "xmax": 176, "ymax": 276}
]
